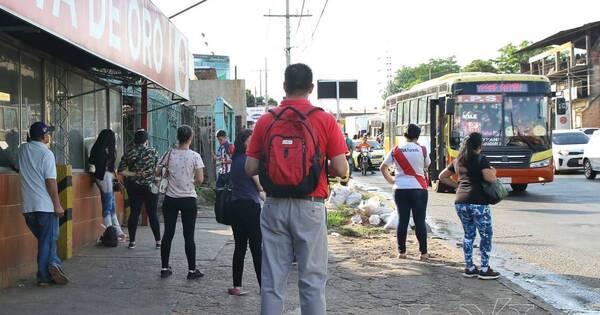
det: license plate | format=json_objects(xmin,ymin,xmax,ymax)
[{"xmin": 499, "ymin": 177, "xmax": 512, "ymax": 184}]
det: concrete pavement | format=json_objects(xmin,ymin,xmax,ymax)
[{"xmin": 0, "ymin": 207, "xmax": 560, "ymax": 314}]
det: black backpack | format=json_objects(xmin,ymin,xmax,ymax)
[{"xmin": 100, "ymin": 226, "xmax": 118, "ymax": 247}]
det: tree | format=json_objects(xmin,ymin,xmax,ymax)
[
  {"xmin": 462, "ymin": 59, "xmax": 497, "ymax": 73},
  {"xmin": 246, "ymin": 89, "xmax": 256, "ymax": 107},
  {"xmin": 255, "ymin": 96, "xmax": 265, "ymax": 105},
  {"xmin": 382, "ymin": 56, "xmax": 460, "ymax": 99},
  {"xmin": 267, "ymin": 98, "xmax": 278, "ymax": 106},
  {"xmin": 495, "ymin": 40, "xmax": 542, "ymax": 74}
]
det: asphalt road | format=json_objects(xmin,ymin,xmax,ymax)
[{"xmin": 352, "ymin": 171, "xmax": 600, "ymax": 313}]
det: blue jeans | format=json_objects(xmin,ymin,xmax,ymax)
[
  {"xmin": 100, "ymin": 192, "xmax": 116, "ymax": 217},
  {"xmin": 23, "ymin": 212, "xmax": 63, "ymax": 283},
  {"xmin": 455, "ymin": 204, "xmax": 493, "ymax": 268}
]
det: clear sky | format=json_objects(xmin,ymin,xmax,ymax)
[{"xmin": 154, "ymin": 0, "xmax": 600, "ymax": 112}]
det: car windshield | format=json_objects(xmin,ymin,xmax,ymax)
[{"xmin": 552, "ymin": 133, "xmax": 589, "ymax": 145}]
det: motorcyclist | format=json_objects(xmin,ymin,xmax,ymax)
[{"xmin": 356, "ymin": 136, "xmax": 375, "ymax": 174}]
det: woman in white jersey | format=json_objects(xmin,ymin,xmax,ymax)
[{"xmin": 380, "ymin": 124, "xmax": 431, "ymax": 260}]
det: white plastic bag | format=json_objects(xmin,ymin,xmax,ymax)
[
  {"xmin": 364, "ymin": 197, "xmax": 383, "ymax": 215},
  {"xmin": 329, "ymin": 186, "xmax": 351, "ymax": 206},
  {"xmin": 369, "ymin": 214, "xmax": 381, "ymax": 226},
  {"xmin": 345, "ymin": 192, "xmax": 362, "ymax": 206},
  {"xmin": 383, "ymin": 212, "xmax": 398, "ymax": 230},
  {"xmin": 350, "ymin": 214, "xmax": 363, "ymax": 225}
]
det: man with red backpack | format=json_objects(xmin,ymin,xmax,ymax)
[{"xmin": 245, "ymin": 63, "xmax": 348, "ymax": 315}]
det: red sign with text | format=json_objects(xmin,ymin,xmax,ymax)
[
  {"xmin": 0, "ymin": 0, "xmax": 190, "ymax": 99},
  {"xmin": 456, "ymin": 95, "xmax": 503, "ymax": 103}
]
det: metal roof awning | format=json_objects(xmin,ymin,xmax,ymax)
[
  {"xmin": 0, "ymin": 1, "xmax": 191, "ymax": 100},
  {"xmin": 517, "ymin": 21, "xmax": 600, "ymax": 53}
]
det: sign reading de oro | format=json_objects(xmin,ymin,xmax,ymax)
[{"xmin": 0, "ymin": 0, "xmax": 190, "ymax": 99}]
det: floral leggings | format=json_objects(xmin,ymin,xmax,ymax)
[{"xmin": 455, "ymin": 204, "xmax": 493, "ymax": 268}]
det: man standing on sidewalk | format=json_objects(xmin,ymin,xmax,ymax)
[
  {"xmin": 215, "ymin": 129, "xmax": 234, "ymax": 188},
  {"xmin": 17, "ymin": 122, "xmax": 69, "ymax": 286},
  {"xmin": 245, "ymin": 63, "xmax": 348, "ymax": 315},
  {"xmin": 344, "ymin": 132, "xmax": 354, "ymax": 177}
]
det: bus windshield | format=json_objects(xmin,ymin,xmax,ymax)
[
  {"xmin": 450, "ymin": 101, "xmax": 503, "ymax": 147},
  {"xmin": 450, "ymin": 95, "xmax": 550, "ymax": 151},
  {"xmin": 504, "ymin": 96, "xmax": 550, "ymax": 151}
]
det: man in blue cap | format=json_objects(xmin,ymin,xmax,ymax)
[{"xmin": 17, "ymin": 122, "xmax": 69, "ymax": 286}]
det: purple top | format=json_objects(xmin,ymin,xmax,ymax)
[{"xmin": 230, "ymin": 154, "xmax": 260, "ymax": 204}]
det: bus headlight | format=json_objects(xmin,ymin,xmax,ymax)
[{"xmin": 530, "ymin": 158, "xmax": 551, "ymax": 168}]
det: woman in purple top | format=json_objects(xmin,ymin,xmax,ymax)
[{"xmin": 228, "ymin": 128, "xmax": 264, "ymax": 296}]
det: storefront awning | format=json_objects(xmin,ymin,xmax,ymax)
[{"xmin": 0, "ymin": 0, "xmax": 190, "ymax": 100}]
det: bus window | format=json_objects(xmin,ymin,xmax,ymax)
[
  {"xmin": 418, "ymin": 98, "xmax": 427, "ymax": 124},
  {"xmin": 410, "ymin": 99, "xmax": 418, "ymax": 123},
  {"xmin": 403, "ymin": 101, "xmax": 410, "ymax": 124},
  {"xmin": 398, "ymin": 102, "xmax": 404, "ymax": 125}
]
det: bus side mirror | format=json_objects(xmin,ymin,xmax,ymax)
[{"xmin": 445, "ymin": 98, "xmax": 455, "ymax": 115}]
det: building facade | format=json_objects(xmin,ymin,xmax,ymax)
[
  {"xmin": 521, "ymin": 21, "xmax": 600, "ymax": 129},
  {"xmin": 0, "ymin": 1, "xmax": 190, "ymax": 288}
]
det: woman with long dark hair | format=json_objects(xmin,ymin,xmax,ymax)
[
  {"xmin": 89, "ymin": 129, "xmax": 125, "ymax": 240},
  {"xmin": 228, "ymin": 128, "xmax": 263, "ymax": 296},
  {"xmin": 439, "ymin": 132, "xmax": 500, "ymax": 280},
  {"xmin": 159, "ymin": 125, "xmax": 205, "ymax": 280}
]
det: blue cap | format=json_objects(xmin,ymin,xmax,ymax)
[{"xmin": 29, "ymin": 122, "xmax": 55, "ymax": 139}]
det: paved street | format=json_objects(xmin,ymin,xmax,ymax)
[
  {"xmin": 0, "ymin": 209, "xmax": 558, "ymax": 315},
  {"xmin": 352, "ymin": 171, "xmax": 600, "ymax": 313}
]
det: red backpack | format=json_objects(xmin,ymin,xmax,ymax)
[{"xmin": 259, "ymin": 105, "xmax": 324, "ymax": 197}]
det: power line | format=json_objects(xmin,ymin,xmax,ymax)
[
  {"xmin": 169, "ymin": 0, "xmax": 210, "ymax": 19},
  {"xmin": 295, "ymin": 0, "xmax": 307, "ymax": 34},
  {"xmin": 311, "ymin": 0, "xmax": 329, "ymax": 39}
]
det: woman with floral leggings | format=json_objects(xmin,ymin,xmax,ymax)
[{"xmin": 439, "ymin": 132, "xmax": 500, "ymax": 280}]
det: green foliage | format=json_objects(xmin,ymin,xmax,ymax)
[
  {"xmin": 383, "ymin": 56, "xmax": 460, "ymax": 99},
  {"xmin": 327, "ymin": 211, "xmax": 347, "ymax": 228},
  {"xmin": 462, "ymin": 59, "xmax": 497, "ymax": 73},
  {"xmin": 495, "ymin": 40, "xmax": 542, "ymax": 74},
  {"xmin": 246, "ymin": 89, "xmax": 256, "ymax": 107}
]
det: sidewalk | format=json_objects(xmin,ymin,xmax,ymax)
[{"xmin": 0, "ymin": 208, "xmax": 559, "ymax": 315}]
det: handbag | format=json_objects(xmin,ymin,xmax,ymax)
[
  {"xmin": 477, "ymin": 156, "xmax": 509, "ymax": 204},
  {"xmin": 214, "ymin": 185, "xmax": 233, "ymax": 225},
  {"xmin": 156, "ymin": 150, "xmax": 172, "ymax": 194}
]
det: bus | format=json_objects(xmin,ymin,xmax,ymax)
[{"xmin": 383, "ymin": 73, "xmax": 553, "ymax": 192}]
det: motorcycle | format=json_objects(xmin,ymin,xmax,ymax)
[{"xmin": 359, "ymin": 147, "xmax": 370, "ymax": 176}]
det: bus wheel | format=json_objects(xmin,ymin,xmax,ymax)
[{"xmin": 510, "ymin": 184, "xmax": 528, "ymax": 192}]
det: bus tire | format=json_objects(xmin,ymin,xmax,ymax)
[{"xmin": 510, "ymin": 184, "xmax": 528, "ymax": 192}]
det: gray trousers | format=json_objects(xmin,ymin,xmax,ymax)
[{"xmin": 260, "ymin": 197, "xmax": 328, "ymax": 315}]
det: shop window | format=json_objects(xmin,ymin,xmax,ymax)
[
  {"xmin": 109, "ymin": 89, "xmax": 123, "ymax": 162},
  {"xmin": 21, "ymin": 53, "xmax": 43, "ymax": 143},
  {"xmin": 68, "ymin": 72, "xmax": 84, "ymax": 169},
  {"xmin": 95, "ymin": 84, "xmax": 107, "ymax": 131},
  {"xmin": 0, "ymin": 44, "xmax": 20, "ymax": 170}
]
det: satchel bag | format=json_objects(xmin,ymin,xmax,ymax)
[
  {"xmin": 214, "ymin": 184, "xmax": 233, "ymax": 225},
  {"xmin": 477, "ymin": 156, "xmax": 509, "ymax": 204},
  {"xmin": 156, "ymin": 150, "xmax": 172, "ymax": 194}
]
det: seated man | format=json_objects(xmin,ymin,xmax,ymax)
[{"xmin": 356, "ymin": 136, "xmax": 375, "ymax": 174}]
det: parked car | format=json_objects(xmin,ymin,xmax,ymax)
[
  {"xmin": 583, "ymin": 130, "xmax": 600, "ymax": 180},
  {"xmin": 352, "ymin": 140, "xmax": 384, "ymax": 170},
  {"xmin": 552, "ymin": 130, "xmax": 589, "ymax": 173},
  {"xmin": 579, "ymin": 128, "xmax": 599, "ymax": 138}
]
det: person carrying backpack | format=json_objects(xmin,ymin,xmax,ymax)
[{"xmin": 245, "ymin": 63, "xmax": 348, "ymax": 315}]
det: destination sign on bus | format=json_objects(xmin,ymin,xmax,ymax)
[
  {"xmin": 456, "ymin": 95, "xmax": 502, "ymax": 103},
  {"xmin": 476, "ymin": 83, "xmax": 528, "ymax": 93}
]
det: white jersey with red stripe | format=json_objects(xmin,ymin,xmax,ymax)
[{"xmin": 383, "ymin": 142, "xmax": 431, "ymax": 190}]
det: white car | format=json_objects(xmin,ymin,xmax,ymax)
[
  {"xmin": 551, "ymin": 130, "xmax": 589, "ymax": 173},
  {"xmin": 579, "ymin": 128, "xmax": 599, "ymax": 138},
  {"xmin": 583, "ymin": 130, "xmax": 600, "ymax": 180}
]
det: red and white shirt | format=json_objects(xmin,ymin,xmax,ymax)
[{"xmin": 383, "ymin": 142, "xmax": 431, "ymax": 190}]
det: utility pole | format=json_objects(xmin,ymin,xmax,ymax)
[{"xmin": 264, "ymin": 2, "xmax": 311, "ymax": 66}]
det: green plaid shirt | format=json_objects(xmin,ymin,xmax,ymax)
[{"xmin": 117, "ymin": 145, "xmax": 158, "ymax": 187}]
